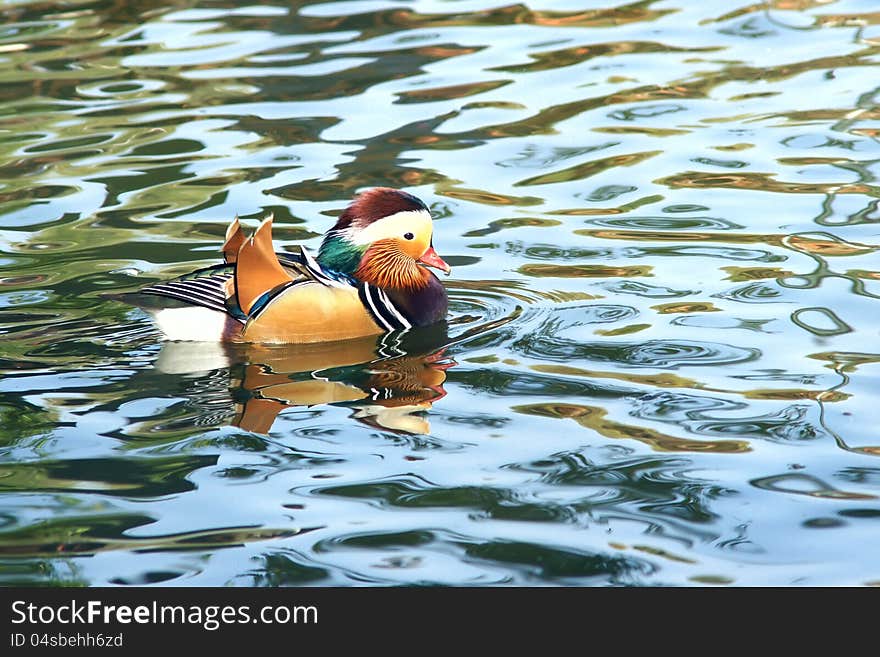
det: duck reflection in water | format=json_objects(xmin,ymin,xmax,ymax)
[{"xmin": 153, "ymin": 324, "xmax": 455, "ymax": 435}]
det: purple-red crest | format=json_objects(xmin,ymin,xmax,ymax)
[{"xmin": 332, "ymin": 187, "xmax": 429, "ymax": 232}]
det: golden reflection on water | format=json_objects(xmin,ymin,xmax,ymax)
[
  {"xmin": 720, "ymin": 267, "xmax": 796, "ymax": 281},
  {"xmin": 658, "ymin": 171, "xmax": 878, "ymax": 196},
  {"xmin": 651, "ymin": 301, "xmax": 722, "ymax": 313},
  {"xmin": 514, "ymin": 402, "xmax": 751, "ymax": 453},
  {"xmin": 529, "ymin": 363, "xmax": 849, "ymax": 404},
  {"xmin": 519, "ymin": 263, "xmax": 654, "ymax": 278},
  {"xmin": 515, "ymin": 150, "xmax": 662, "ymax": 187}
]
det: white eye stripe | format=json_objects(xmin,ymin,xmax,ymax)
[{"xmin": 351, "ymin": 209, "xmax": 432, "ymax": 246}]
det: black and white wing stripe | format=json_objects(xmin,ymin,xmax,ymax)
[
  {"xmin": 358, "ymin": 282, "xmax": 412, "ymax": 331},
  {"xmin": 140, "ymin": 268, "xmax": 236, "ymax": 318}
]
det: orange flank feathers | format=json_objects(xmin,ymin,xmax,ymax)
[{"xmin": 242, "ymin": 283, "xmax": 382, "ymax": 343}]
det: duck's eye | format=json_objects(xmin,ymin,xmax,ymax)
[{"xmin": 403, "ymin": 232, "xmax": 414, "ymax": 240}]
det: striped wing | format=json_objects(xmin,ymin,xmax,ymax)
[
  {"xmin": 139, "ymin": 264, "xmax": 235, "ymax": 317},
  {"xmin": 137, "ymin": 248, "xmax": 345, "ymax": 317}
]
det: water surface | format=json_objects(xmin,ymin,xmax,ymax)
[{"xmin": 1, "ymin": 0, "xmax": 880, "ymax": 586}]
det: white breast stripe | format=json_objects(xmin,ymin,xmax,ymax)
[
  {"xmin": 376, "ymin": 288, "xmax": 412, "ymax": 329},
  {"xmin": 362, "ymin": 283, "xmax": 394, "ymax": 331}
]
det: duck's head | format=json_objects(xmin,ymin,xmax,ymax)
[{"xmin": 317, "ymin": 187, "xmax": 450, "ymax": 290}]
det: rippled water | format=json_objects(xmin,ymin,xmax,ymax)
[{"xmin": 1, "ymin": 0, "xmax": 879, "ymax": 587}]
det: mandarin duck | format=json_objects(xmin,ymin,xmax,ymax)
[{"xmin": 129, "ymin": 188, "xmax": 450, "ymax": 343}]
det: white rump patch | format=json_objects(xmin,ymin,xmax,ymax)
[{"xmin": 151, "ymin": 306, "xmax": 228, "ymax": 342}]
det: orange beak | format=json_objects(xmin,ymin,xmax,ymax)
[{"xmin": 417, "ymin": 246, "xmax": 451, "ymax": 275}]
